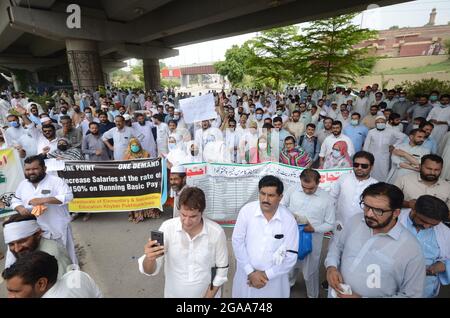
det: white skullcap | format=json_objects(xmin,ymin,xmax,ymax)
[
  {"xmin": 170, "ymin": 165, "xmax": 185, "ymax": 174},
  {"xmin": 174, "ymin": 109, "xmax": 181, "ymax": 113},
  {"xmin": 40, "ymin": 117, "xmax": 51, "ymax": 123},
  {"xmin": 4, "ymin": 220, "xmax": 40, "ymax": 244},
  {"xmin": 319, "ymin": 110, "xmax": 327, "ymax": 116},
  {"xmin": 123, "ymin": 114, "xmax": 131, "ymax": 121},
  {"xmin": 375, "ymin": 115, "xmax": 386, "ymax": 121}
]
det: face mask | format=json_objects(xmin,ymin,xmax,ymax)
[
  {"xmin": 131, "ymin": 145, "xmax": 140, "ymax": 153},
  {"xmin": 430, "ymin": 96, "xmax": 438, "ymax": 102},
  {"xmin": 85, "ymin": 113, "xmax": 92, "ymax": 119},
  {"xmin": 173, "ymin": 115, "xmax": 180, "ymax": 120},
  {"xmin": 276, "ymin": 110, "xmax": 283, "ymax": 116},
  {"xmin": 376, "ymin": 123, "xmax": 386, "ymax": 130},
  {"xmin": 256, "ymin": 114, "xmax": 263, "ymax": 120},
  {"xmin": 399, "ymin": 97, "xmax": 406, "ymax": 102},
  {"xmin": 10, "ymin": 121, "xmax": 20, "ymax": 128},
  {"xmin": 168, "ymin": 143, "xmax": 176, "ymax": 151},
  {"xmin": 332, "ymin": 149, "xmax": 341, "ymax": 158},
  {"xmin": 350, "ymin": 119, "xmax": 359, "ymax": 126},
  {"xmin": 58, "ymin": 144, "xmax": 68, "ymax": 151},
  {"xmin": 259, "ymin": 143, "xmax": 267, "ymax": 150},
  {"xmin": 191, "ymin": 149, "xmax": 199, "ymax": 156},
  {"xmin": 61, "ymin": 110, "xmax": 67, "ymax": 114},
  {"xmin": 412, "ymin": 124, "xmax": 419, "ymax": 129}
]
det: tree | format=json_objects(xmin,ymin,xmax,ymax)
[
  {"xmin": 245, "ymin": 26, "xmax": 300, "ymax": 90},
  {"xmin": 298, "ymin": 13, "xmax": 378, "ymax": 93},
  {"xmin": 444, "ymin": 39, "xmax": 450, "ymax": 56},
  {"xmin": 214, "ymin": 44, "xmax": 251, "ymax": 87},
  {"xmin": 389, "ymin": 25, "xmax": 399, "ymax": 30}
]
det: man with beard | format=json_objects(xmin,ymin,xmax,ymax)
[
  {"xmin": 10, "ymin": 156, "xmax": 77, "ymax": 265},
  {"xmin": 2, "ymin": 251, "xmax": 102, "ymax": 298},
  {"xmin": 398, "ymin": 195, "xmax": 450, "ymax": 297},
  {"xmin": 330, "ymin": 151, "xmax": 378, "ymax": 229},
  {"xmin": 56, "ymin": 116, "xmax": 83, "ymax": 149},
  {"xmin": 82, "ymin": 122, "xmax": 109, "ymax": 161},
  {"xmin": 395, "ymin": 154, "xmax": 450, "ymax": 215},
  {"xmin": 325, "ymin": 182, "xmax": 426, "ymax": 298},
  {"xmin": 169, "ymin": 166, "xmax": 187, "ymax": 218},
  {"xmin": 319, "ymin": 121, "xmax": 355, "ymax": 168},
  {"xmin": 132, "ymin": 113, "xmax": 157, "ymax": 158},
  {"xmin": 387, "ymin": 129, "xmax": 430, "ymax": 183},
  {"xmin": 2, "ymin": 215, "xmax": 72, "ymax": 278}
]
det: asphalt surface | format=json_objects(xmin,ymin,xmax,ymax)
[{"xmin": 1, "ymin": 209, "xmax": 449, "ymax": 298}]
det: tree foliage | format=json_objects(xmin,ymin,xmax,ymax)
[
  {"xmin": 244, "ymin": 26, "xmax": 300, "ymax": 90},
  {"xmin": 400, "ymin": 78, "xmax": 450, "ymax": 101},
  {"xmin": 298, "ymin": 13, "xmax": 378, "ymax": 93},
  {"xmin": 214, "ymin": 44, "xmax": 251, "ymax": 86}
]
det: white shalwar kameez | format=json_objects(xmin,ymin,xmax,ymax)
[
  {"xmin": 232, "ymin": 201, "xmax": 299, "ymax": 298},
  {"xmin": 363, "ymin": 128, "xmax": 405, "ymax": 182},
  {"xmin": 132, "ymin": 121, "xmax": 157, "ymax": 157},
  {"xmin": 11, "ymin": 174, "xmax": 77, "ymax": 264}
]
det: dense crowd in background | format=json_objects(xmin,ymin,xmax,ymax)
[{"xmin": 1, "ymin": 82, "xmax": 450, "ymax": 298}]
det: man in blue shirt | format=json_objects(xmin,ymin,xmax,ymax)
[
  {"xmin": 299, "ymin": 123, "xmax": 321, "ymax": 166},
  {"xmin": 399, "ymin": 195, "xmax": 450, "ymax": 298},
  {"xmin": 343, "ymin": 112, "xmax": 368, "ymax": 153}
]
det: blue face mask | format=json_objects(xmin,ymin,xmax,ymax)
[
  {"xmin": 130, "ymin": 145, "xmax": 140, "ymax": 153},
  {"xmin": 256, "ymin": 114, "xmax": 263, "ymax": 120},
  {"xmin": 9, "ymin": 121, "xmax": 20, "ymax": 128},
  {"xmin": 430, "ymin": 95, "xmax": 438, "ymax": 102},
  {"xmin": 399, "ymin": 97, "xmax": 406, "ymax": 102},
  {"xmin": 332, "ymin": 149, "xmax": 341, "ymax": 158}
]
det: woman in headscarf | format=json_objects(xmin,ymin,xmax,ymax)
[
  {"xmin": 123, "ymin": 138, "xmax": 161, "ymax": 222},
  {"xmin": 256, "ymin": 135, "xmax": 274, "ymax": 163},
  {"xmin": 165, "ymin": 133, "xmax": 188, "ymax": 169},
  {"xmin": 47, "ymin": 138, "xmax": 84, "ymax": 161},
  {"xmin": 323, "ymin": 140, "xmax": 353, "ymax": 169},
  {"xmin": 279, "ymin": 136, "xmax": 311, "ymax": 167}
]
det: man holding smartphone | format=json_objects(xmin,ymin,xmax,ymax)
[{"xmin": 138, "ymin": 187, "xmax": 229, "ymax": 298}]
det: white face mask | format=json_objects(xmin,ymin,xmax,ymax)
[
  {"xmin": 259, "ymin": 143, "xmax": 267, "ymax": 150},
  {"xmin": 168, "ymin": 143, "xmax": 176, "ymax": 151}
]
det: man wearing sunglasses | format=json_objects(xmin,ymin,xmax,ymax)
[
  {"xmin": 399, "ymin": 195, "xmax": 450, "ymax": 297},
  {"xmin": 330, "ymin": 151, "xmax": 378, "ymax": 229},
  {"xmin": 325, "ymin": 182, "xmax": 426, "ymax": 298}
]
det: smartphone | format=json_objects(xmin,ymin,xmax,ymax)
[{"xmin": 151, "ymin": 230, "xmax": 164, "ymax": 247}]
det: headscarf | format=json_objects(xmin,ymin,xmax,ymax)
[
  {"xmin": 323, "ymin": 140, "xmax": 352, "ymax": 169},
  {"xmin": 279, "ymin": 137, "xmax": 311, "ymax": 167},
  {"xmin": 4, "ymin": 220, "xmax": 40, "ymax": 244},
  {"xmin": 125, "ymin": 137, "xmax": 149, "ymax": 159},
  {"xmin": 167, "ymin": 133, "xmax": 188, "ymax": 166},
  {"xmin": 47, "ymin": 137, "xmax": 84, "ymax": 160}
]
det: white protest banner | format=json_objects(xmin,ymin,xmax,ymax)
[
  {"xmin": 183, "ymin": 161, "xmax": 352, "ymax": 227},
  {"xmin": 179, "ymin": 93, "xmax": 217, "ymax": 124},
  {"xmin": 0, "ymin": 148, "xmax": 24, "ymax": 218}
]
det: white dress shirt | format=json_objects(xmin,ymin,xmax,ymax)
[
  {"xmin": 325, "ymin": 214, "xmax": 426, "ymax": 298},
  {"xmin": 138, "ymin": 217, "xmax": 228, "ymax": 298},
  {"xmin": 42, "ymin": 270, "xmax": 103, "ymax": 298},
  {"xmin": 231, "ymin": 201, "xmax": 299, "ymax": 298},
  {"xmin": 329, "ymin": 172, "xmax": 378, "ymax": 227},
  {"xmin": 319, "ymin": 133, "xmax": 355, "ymax": 159},
  {"xmin": 102, "ymin": 126, "xmax": 143, "ymax": 160},
  {"xmin": 10, "ymin": 174, "xmax": 77, "ymax": 264}
]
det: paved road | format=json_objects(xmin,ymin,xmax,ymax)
[{"xmin": 1, "ymin": 209, "xmax": 449, "ymax": 298}]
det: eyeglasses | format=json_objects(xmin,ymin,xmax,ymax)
[
  {"xmin": 353, "ymin": 163, "xmax": 370, "ymax": 169},
  {"xmin": 359, "ymin": 201, "xmax": 393, "ymax": 216}
]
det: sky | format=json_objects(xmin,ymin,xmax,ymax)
[{"xmin": 131, "ymin": 0, "xmax": 450, "ymax": 69}]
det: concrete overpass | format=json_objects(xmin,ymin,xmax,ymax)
[{"xmin": 0, "ymin": 0, "xmax": 409, "ymax": 92}]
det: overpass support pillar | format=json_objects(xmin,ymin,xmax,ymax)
[
  {"xmin": 143, "ymin": 58, "xmax": 161, "ymax": 91},
  {"xmin": 181, "ymin": 74, "xmax": 190, "ymax": 87},
  {"xmin": 66, "ymin": 39, "xmax": 104, "ymax": 92}
]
